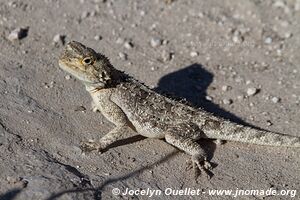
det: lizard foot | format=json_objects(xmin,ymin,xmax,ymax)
[
  {"xmin": 190, "ymin": 154, "xmax": 213, "ymax": 179},
  {"xmin": 80, "ymin": 140, "xmax": 103, "ymax": 153}
]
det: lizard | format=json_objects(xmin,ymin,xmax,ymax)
[{"xmin": 58, "ymin": 41, "xmax": 300, "ymax": 177}]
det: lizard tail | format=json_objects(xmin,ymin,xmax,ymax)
[{"xmin": 202, "ymin": 120, "xmax": 300, "ymax": 147}]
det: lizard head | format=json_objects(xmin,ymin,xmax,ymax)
[{"xmin": 59, "ymin": 41, "xmax": 113, "ymax": 89}]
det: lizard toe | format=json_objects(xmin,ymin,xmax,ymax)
[{"xmin": 191, "ymin": 154, "xmax": 213, "ymax": 179}]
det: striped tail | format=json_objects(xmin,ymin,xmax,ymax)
[{"xmin": 201, "ymin": 119, "xmax": 300, "ymax": 147}]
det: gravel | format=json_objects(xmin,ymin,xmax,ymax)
[
  {"xmin": 190, "ymin": 51, "xmax": 199, "ymax": 57},
  {"xmin": 53, "ymin": 34, "xmax": 65, "ymax": 45},
  {"xmin": 94, "ymin": 35, "xmax": 102, "ymax": 40},
  {"xmin": 223, "ymin": 98, "xmax": 233, "ymax": 105},
  {"xmin": 271, "ymin": 96, "xmax": 280, "ymax": 103},
  {"xmin": 150, "ymin": 37, "xmax": 162, "ymax": 48},
  {"xmin": 221, "ymin": 85, "xmax": 231, "ymax": 92},
  {"xmin": 118, "ymin": 52, "xmax": 128, "ymax": 60},
  {"xmin": 116, "ymin": 37, "xmax": 124, "ymax": 44},
  {"xmin": 247, "ymin": 87, "xmax": 259, "ymax": 96},
  {"xmin": 64, "ymin": 75, "xmax": 71, "ymax": 80},
  {"xmin": 124, "ymin": 41, "xmax": 134, "ymax": 49},
  {"xmin": 161, "ymin": 50, "xmax": 172, "ymax": 62},
  {"xmin": 264, "ymin": 37, "xmax": 273, "ymax": 44},
  {"xmin": 8, "ymin": 27, "xmax": 28, "ymax": 41}
]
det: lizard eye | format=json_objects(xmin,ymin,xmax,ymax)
[{"xmin": 82, "ymin": 57, "xmax": 93, "ymax": 65}]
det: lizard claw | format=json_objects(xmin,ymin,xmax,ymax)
[
  {"xmin": 191, "ymin": 154, "xmax": 213, "ymax": 179},
  {"xmin": 80, "ymin": 140, "xmax": 103, "ymax": 153}
]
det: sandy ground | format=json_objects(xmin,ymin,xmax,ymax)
[{"xmin": 0, "ymin": 0, "xmax": 299, "ymax": 199}]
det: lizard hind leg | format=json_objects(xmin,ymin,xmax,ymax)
[{"xmin": 164, "ymin": 125, "xmax": 213, "ymax": 179}]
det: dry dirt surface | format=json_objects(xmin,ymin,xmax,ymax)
[{"xmin": 0, "ymin": 0, "xmax": 299, "ymax": 199}]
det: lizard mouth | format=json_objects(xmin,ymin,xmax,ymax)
[
  {"xmin": 58, "ymin": 59, "xmax": 90, "ymax": 82},
  {"xmin": 58, "ymin": 59, "xmax": 105, "ymax": 88}
]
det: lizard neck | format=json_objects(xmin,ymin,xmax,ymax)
[{"xmin": 84, "ymin": 68, "xmax": 129, "ymax": 93}]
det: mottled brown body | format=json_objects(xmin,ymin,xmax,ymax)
[
  {"xmin": 111, "ymin": 79, "xmax": 300, "ymax": 147},
  {"xmin": 58, "ymin": 41, "xmax": 300, "ymax": 178}
]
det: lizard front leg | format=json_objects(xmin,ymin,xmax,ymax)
[
  {"xmin": 81, "ymin": 94, "xmax": 134, "ymax": 153},
  {"xmin": 164, "ymin": 124, "xmax": 212, "ymax": 179},
  {"xmin": 81, "ymin": 125, "xmax": 129, "ymax": 152}
]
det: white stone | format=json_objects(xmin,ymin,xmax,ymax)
[
  {"xmin": 190, "ymin": 51, "xmax": 199, "ymax": 57},
  {"xmin": 247, "ymin": 87, "xmax": 258, "ymax": 96}
]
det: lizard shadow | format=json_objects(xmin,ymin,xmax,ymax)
[
  {"xmin": 102, "ymin": 135, "xmax": 146, "ymax": 153},
  {"xmin": 0, "ymin": 189, "xmax": 22, "ymax": 200},
  {"xmin": 154, "ymin": 63, "xmax": 262, "ymax": 160},
  {"xmin": 155, "ymin": 63, "xmax": 252, "ymax": 125}
]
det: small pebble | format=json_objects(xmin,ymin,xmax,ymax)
[
  {"xmin": 65, "ymin": 75, "xmax": 71, "ymax": 80},
  {"xmin": 284, "ymin": 32, "xmax": 292, "ymax": 39},
  {"xmin": 247, "ymin": 87, "xmax": 259, "ymax": 96},
  {"xmin": 118, "ymin": 52, "xmax": 127, "ymax": 60},
  {"xmin": 276, "ymin": 49, "xmax": 282, "ymax": 56},
  {"xmin": 8, "ymin": 27, "xmax": 28, "ymax": 41},
  {"xmin": 205, "ymin": 96, "xmax": 213, "ymax": 101},
  {"xmin": 49, "ymin": 81, "xmax": 55, "ymax": 88},
  {"xmin": 116, "ymin": 37, "xmax": 124, "ymax": 44},
  {"xmin": 162, "ymin": 40, "xmax": 168, "ymax": 45},
  {"xmin": 74, "ymin": 106, "xmax": 86, "ymax": 112},
  {"xmin": 53, "ymin": 34, "xmax": 65, "ymax": 45},
  {"xmin": 150, "ymin": 37, "xmax": 162, "ymax": 48},
  {"xmin": 232, "ymin": 34, "xmax": 244, "ymax": 44},
  {"xmin": 150, "ymin": 23, "xmax": 157, "ymax": 30},
  {"xmin": 81, "ymin": 11, "xmax": 90, "ymax": 19},
  {"xmin": 140, "ymin": 10, "xmax": 146, "ymax": 16},
  {"xmin": 223, "ymin": 98, "xmax": 233, "ymax": 105},
  {"xmin": 151, "ymin": 66, "xmax": 157, "ymax": 71},
  {"xmin": 161, "ymin": 50, "xmax": 172, "ymax": 62},
  {"xmin": 124, "ymin": 41, "xmax": 133, "ymax": 49},
  {"xmin": 94, "ymin": 35, "xmax": 102, "ymax": 40},
  {"xmin": 264, "ymin": 37, "xmax": 273, "ymax": 44},
  {"xmin": 221, "ymin": 85, "xmax": 231, "ymax": 92},
  {"xmin": 237, "ymin": 95, "xmax": 244, "ymax": 100},
  {"xmin": 90, "ymin": 11, "xmax": 96, "ymax": 17},
  {"xmin": 266, "ymin": 120, "xmax": 273, "ymax": 126},
  {"xmin": 271, "ymin": 96, "xmax": 280, "ymax": 103},
  {"xmin": 190, "ymin": 51, "xmax": 199, "ymax": 57}
]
